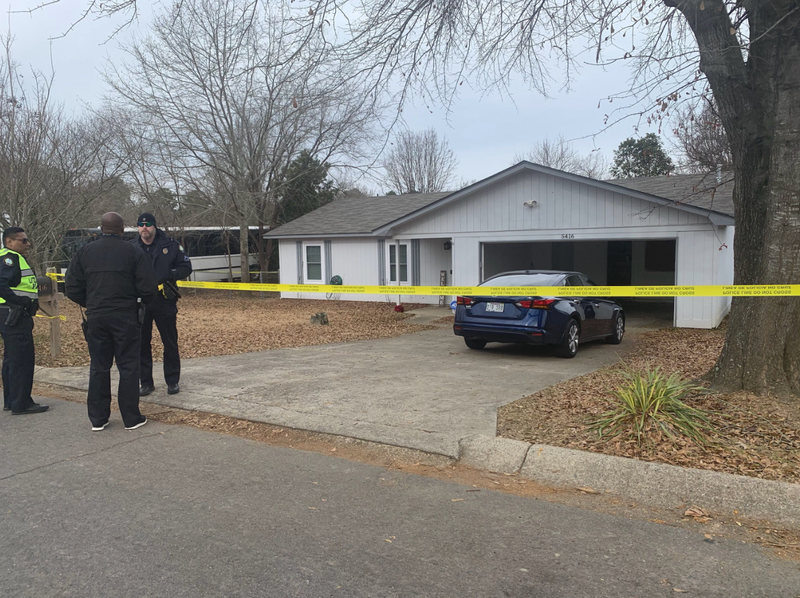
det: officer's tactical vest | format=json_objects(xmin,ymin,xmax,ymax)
[{"xmin": 0, "ymin": 248, "xmax": 38, "ymax": 304}]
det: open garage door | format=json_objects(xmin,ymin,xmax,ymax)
[{"xmin": 481, "ymin": 239, "xmax": 676, "ymax": 327}]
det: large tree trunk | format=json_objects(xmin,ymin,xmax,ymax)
[
  {"xmin": 674, "ymin": 1, "xmax": 800, "ymax": 398},
  {"xmin": 711, "ymin": 145, "xmax": 800, "ymax": 397}
]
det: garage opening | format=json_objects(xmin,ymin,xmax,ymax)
[{"xmin": 481, "ymin": 240, "xmax": 676, "ymax": 327}]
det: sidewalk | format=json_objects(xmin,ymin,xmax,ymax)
[{"xmin": 33, "ymin": 307, "xmax": 800, "ymax": 529}]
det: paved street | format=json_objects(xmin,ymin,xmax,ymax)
[{"xmin": 2, "ymin": 399, "xmax": 798, "ymax": 598}]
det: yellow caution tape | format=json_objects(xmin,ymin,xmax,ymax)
[
  {"xmin": 43, "ymin": 271, "xmax": 800, "ymax": 296},
  {"xmin": 35, "ymin": 314, "xmax": 67, "ymax": 321},
  {"xmin": 175, "ymin": 281, "xmax": 800, "ymax": 298}
]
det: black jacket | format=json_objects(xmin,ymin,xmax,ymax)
[
  {"xmin": 65, "ymin": 234, "xmax": 157, "ymax": 319},
  {"xmin": 130, "ymin": 229, "xmax": 192, "ymax": 296}
]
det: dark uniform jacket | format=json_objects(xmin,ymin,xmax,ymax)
[
  {"xmin": 65, "ymin": 234, "xmax": 157, "ymax": 319},
  {"xmin": 130, "ymin": 229, "xmax": 192, "ymax": 308},
  {"xmin": 0, "ymin": 251, "xmax": 36, "ymax": 308}
]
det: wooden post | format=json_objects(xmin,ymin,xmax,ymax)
[{"xmin": 43, "ymin": 268, "xmax": 61, "ymax": 358}]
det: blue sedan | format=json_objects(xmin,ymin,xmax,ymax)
[{"xmin": 453, "ymin": 270, "xmax": 625, "ymax": 358}]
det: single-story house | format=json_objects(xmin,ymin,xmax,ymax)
[{"xmin": 265, "ymin": 162, "xmax": 736, "ymax": 329}]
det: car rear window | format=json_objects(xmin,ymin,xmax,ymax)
[{"xmin": 480, "ymin": 273, "xmax": 565, "ymax": 287}]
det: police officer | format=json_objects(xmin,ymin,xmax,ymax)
[
  {"xmin": 131, "ymin": 212, "xmax": 192, "ymax": 396},
  {"xmin": 65, "ymin": 213, "xmax": 157, "ymax": 431},
  {"xmin": 0, "ymin": 227, "xmax": 48, "ymax": 415}
]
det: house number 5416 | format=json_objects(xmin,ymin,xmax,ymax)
[{"xmin": 561, "ymin": 233, "xmax": 575, "ymax": 239}]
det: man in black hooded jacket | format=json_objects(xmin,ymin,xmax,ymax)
[{"xmin": 131, "ymin": 212, "xmax": 192, "ymax": 396}]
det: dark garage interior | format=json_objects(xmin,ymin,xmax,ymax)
[{"xmin": 481, "ymin": 239, "xmax": 676, "ymax": 326}]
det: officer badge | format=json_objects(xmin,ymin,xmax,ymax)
[
  {"xmin": 3, "ymin": 258, "xmax": 12, "ymax": 266},
  {"xmin": 162, "ymin": 248, "xmax": 169, "ymax": 254}
]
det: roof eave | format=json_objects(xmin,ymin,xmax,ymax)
[{"xmin": 263, "ymin": 232, "xmax": 377, "ymax": 240}]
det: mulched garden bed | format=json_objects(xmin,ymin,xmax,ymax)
[{"xmin": 498, "ymin": 326, "xmax": 800, "ymax": 484}]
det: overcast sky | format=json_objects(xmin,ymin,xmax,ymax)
[{"xmin": 6, "ymin": 1, "xmax": 663, "ymax": 190}]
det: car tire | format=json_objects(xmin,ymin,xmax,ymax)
[
  {"xmin": 606, "ymin": 313, "xmax": 625, "ymax": 344},
  {"xmin": 464, "ymin": 338, "xmax": 487, "ymax": 350},
  {"xmin": 555, "ymin": 319, "xmax": 580, "ymax": 358}
]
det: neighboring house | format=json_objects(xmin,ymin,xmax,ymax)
[{"xmin": 265, "ymin": 162, "xmax": 735, "ymax": 329}]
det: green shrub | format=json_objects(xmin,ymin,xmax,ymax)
[{"xmin": 590, "ymin": 367, "xmax": 714, "ymax": 445}]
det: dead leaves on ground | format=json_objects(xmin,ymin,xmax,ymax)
[
  {"xmin": 29, "ymin": 293, "xmax": 435, "ymax": 368},
  {"xmin": 498, "ymin": 327, "xmax": 800, "ymax": 484}
]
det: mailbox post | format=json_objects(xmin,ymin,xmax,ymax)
[{"xmin": 39, "ymin": 268, "xmax": 61, "ymax": 358}]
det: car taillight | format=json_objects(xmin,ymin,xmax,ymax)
[
  {"xmin": 456, "ymin": 296, "xmax": 473, "ymax": 306},
  {"xmin": 515, "ymin": 299, "xmax": 556, "ymax": 309}
]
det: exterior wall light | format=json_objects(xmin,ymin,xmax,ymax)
[{"xmin": 523, "ymin": 200, "xmax": 538, "ymax": 208}]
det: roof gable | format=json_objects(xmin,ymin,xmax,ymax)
[{"xmin": 375, "ymin": 162, "xmax": 734, "ymax": 235}]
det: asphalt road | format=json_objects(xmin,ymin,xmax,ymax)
[{"xmin": 2, "ymin": 398, "xmax": 798, "ymax": 598}]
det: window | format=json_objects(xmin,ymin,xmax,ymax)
[
  {"xmin": 644, "ymin": 240, "xmax": 676, "ymax": 272},
  {"xmin": 565, "ymin": 274, "xmax": 583, "ymax": 287},
  {"xmin": 389, "ymin": 243, "xmax": 408, "ymax": 283},
  {"xmin": 305, "ymin": 244, "xmax": 323, "ymax": 283}
]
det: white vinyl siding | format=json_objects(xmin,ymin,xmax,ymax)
[{"xmin": 395, "ymin": 170, "xmax": 706, "ymax": 237}]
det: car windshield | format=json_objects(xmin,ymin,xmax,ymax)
[{"xmin": 479, "ymin": 273, "xmax": 565, "ymax": 287}]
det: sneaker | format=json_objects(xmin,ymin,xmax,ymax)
[
  {"xmin": 91, "ymin": 422, "xmax": 109, "ymax": 431},
  {"xmin": 3, "ymin": 406, "xmax": 10, "ymax": 412},
  {"xmin": 167, "ymin": 383, "xmax": 180, "ymax": 395},
  {"xmin": 125, "ymin": 418, "xmax": 147, "ymax": 431},
  {"xmin": 139, "ymin": 384, "xmax": 155, "ymax": 397}
]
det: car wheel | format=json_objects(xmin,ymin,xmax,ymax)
[
  {"xmin": 606, "ymin": 313, "xmax": 625, "ymax": 344},
  {"xmin": 464, "ymin": 338, "xmax": 487, "ymax": 350},
  {"xmin": 555, "ymin": 319, "xmax": 580, "ymax": 358}
]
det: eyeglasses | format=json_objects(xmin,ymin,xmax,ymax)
[
  {"xmin": 15, "ymin": 238, "xmax": 31, "ymax": 244},
  {"xmin": 137, "ymin": 222, "xmax": 154, "ymax": 227}
]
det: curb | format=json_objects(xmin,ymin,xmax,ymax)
[{"xmin": 459, "ymin": 435, "xmax": 800, "ymax": 528}]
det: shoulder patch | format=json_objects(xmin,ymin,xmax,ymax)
[{"xmin": 3, "ymin": 257, "xmax": 12, "ymax": 266}]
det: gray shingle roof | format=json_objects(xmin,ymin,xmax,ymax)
[
  {"xmin": 608, "ymin": 172, "xmax": 734, "ymax": 218},
  {"xmin": 267, "ymin": 169, "xmax": 736, "ymax": 239},
  {"xmin": 265, "ymin": 192, "xmax": 451, "ymax": 238}
]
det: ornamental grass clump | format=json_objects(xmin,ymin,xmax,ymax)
[{"xmin": 590, "ymin": 367, "xmax": 715, "ymax": 446}]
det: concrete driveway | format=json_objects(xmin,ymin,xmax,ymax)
[{"xmin": 35, "ymin": 306, "xmax": 665, "ymax": 457}]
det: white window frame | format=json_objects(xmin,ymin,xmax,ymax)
[
  {"xmin": 388, "ymin": 242, "xmax": 410, "ymax": 285},
  {"xmin": 303, "ymin": 242, "xmax": 325, "ymax": 284}
]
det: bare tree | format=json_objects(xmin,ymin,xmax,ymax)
[
  {"xmin": 33, "ymin": 1, "xmax": 800, "ymax": 397},
  {"xmin": 290, "ymin": 1, "xmax": 800, "ymax": 398},
  {"xmin": 383, "ymin": 128, "xmax": 458, "ymax": 193},
  {"xmin": 0, "ymin": 36, "xmax": 126, "ymax": 269},
  {"xmin": 514, "ymin": 136, "xmax": 607, "ymax": 179},
  {"xmin": 104, "ymin": 0, "xmax": 382, "ymax": 275},
  {"xmin": 673, "ymin": 101, "xmax": 733, "ymax": 175}
]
